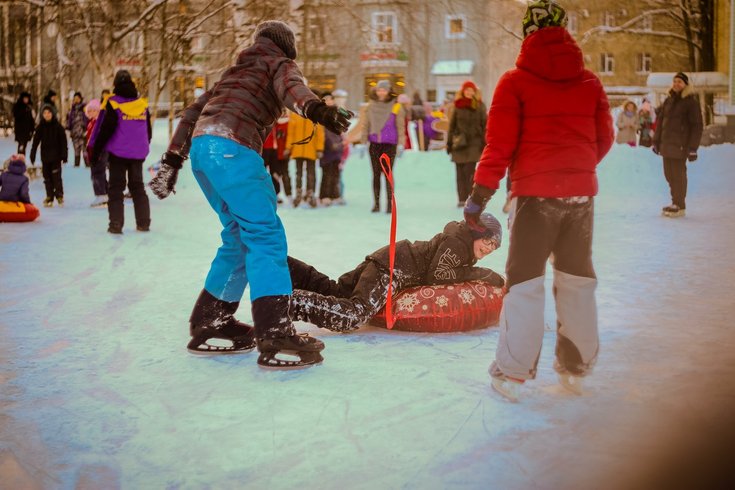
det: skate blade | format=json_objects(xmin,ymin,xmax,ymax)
[
  {"xmin": 491, "ymin": 377, "xmax": 520, "ymax": 403},
  {"xmin": 187, "ymin": 338, "xmax": 256, "ymax": 356},
  {"xmin": 257, "ymin": 351, "xmax": 323, "ymax": 370},
  {"xmin": 187, "ymin": 346, "xmax": 255, "ymax": 356}
]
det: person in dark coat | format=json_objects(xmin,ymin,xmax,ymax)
[
  {"xmin": 40, "ymin": 90, "xmax": 58, "ymax": 119},
  {"xmin": 0, "ymin": 154, "xmax": 31, "ymax": 203},
  {"xmin": 652, "ymin": 72, "xmax": 703, "ymax": 218},
  {"xmin": 446, "ymin": 81, "xmax": 487, "ymax": 207},
  {"xmin": 319, "ymin": 92, "xmax": 345, "ymax": 204},
  {"xmin": 30, "ymin": 106, "xmax": 68, "ymax": 207},
  {"xmin": 66, "ymin": 92, "xmax": 89, "ymax": 167},
  {"xmin": 12, "ymin": 92, "xmax": 35, "ymax": 155},
  {"xmin": 288, "ymin": 213, "xmax": 505, "ymax": 332},
  {"xmin": 90, "ymin": 70, "xmax": 152, "ymax": 234},
  {"xmin": 149, "ymin": 20, "xmax": 352, "ymax": 369}
]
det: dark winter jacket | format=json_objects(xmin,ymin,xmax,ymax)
[
  {"xmin": 30, "ymin": 116, "xmax": 68, "ymax": 165},
  {"xmin": 652, "ymin": 84, "xmax": 703, "ymax": 159},
  {"xmin": 447, "ymin": 97, "xmax": 487, "ymax": 164},
  {"xmin": 322, "ymin": 128, "xmax": 344, "ymax": 163},
  {"xmin": 0, "ymin": 160, "xmax": 30, "ymax": 203},
  {"xmin": 13, "ymin": 93, "xmax": 35, "ymax": 143},
  {"xmin": 66, "ymin": 102, "xmax": 89, "ymax": 141},
  {"xmin": 476, "ymin": 27, "xmax": 614, "ymax": 197},
  {"xmin": 167, "ymin": 36, "xmax": 320, "ymax": 158},
  {"xmin": 359, "ymin": 221, "xmax": 504, "ymax": 290}
]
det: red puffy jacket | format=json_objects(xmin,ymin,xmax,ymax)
[{"xmin": 475, "ymin": 27, "xmax": 614, "ymax": 198}]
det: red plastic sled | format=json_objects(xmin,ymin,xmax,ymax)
[
  {"xmin": 371, "ymin": 281, "xmax": 505, "ymax": 333},
  {"xmin": 0, "ymin": 201, "xmax": 40, "ymax": 222}
]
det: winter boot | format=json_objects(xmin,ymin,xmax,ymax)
[
  {"xmin": 74, "ymin": 155, "xmax": 81, "ymax": 167},
  {"xmin": 43, "ymin": 197, "xmax": 54, "ymax": 208},
  {"xmin": 90, "ymin": 195, "xmax": 108, "ymax": 207},
  {"xmin": 56, "ymin": 196, "xmax": 64, "ymax": 207},
  {"xmin": 662, "ymin": 204, "xmax": 685, "ymax": 218},
  {"xmin": 489, "ymin": 363, "xmax": 524, "ymax": 403},
  {"xmin": 252, "ymin": 295, "xmax": 324, "ymax": 369},
  {"xmin": 107, "ymin": 221, "xmax": 123, "ymax": 234},
  {"xmin": 307, "ymin": 193, "xmax": 318, "ymax": 208},
  {"xmin": 554, "ymin": 361, "xmax": 584, "ymax": 395},
  {"xmin": 187, "ymin": 289, "xmax": 256, "ymax": 354},
  {"xmin": 293, "ymin": 190, "xmax": 302, "ymax": 208}
]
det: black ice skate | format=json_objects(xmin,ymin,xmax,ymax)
[
  {"xmin": 187, "ymin": 289, "xmax": 256, "ymax": 355},
  {"xmin": 256, "ymin": 333, "xmax": 324, "ymax": 369}
]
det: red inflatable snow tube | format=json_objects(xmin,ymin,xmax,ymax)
[
  {"xmin": 371, "ymin": 281, "xmax": 506, "ymax": 333},
  {"xmin": 0, "ymin": 201, "xmax": 40, "ymax": 222}
]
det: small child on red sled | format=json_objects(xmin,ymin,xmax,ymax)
[{"xmin": 287, "ymin": 213, "xmax": 505, "ymax": 332}]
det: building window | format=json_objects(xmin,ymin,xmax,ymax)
[
  {"xmin": 8, "ymin": 4, "xmax": 31, "ymax": 67},
  {"xmin": 426, "ymin": 89, "xmax": 437, "ymax": 103},
  {"xmin": 640, "ymin": 14, "xmax": 653, "ymax": 31},
  {"xmin": 600, "ymin": 53, "xmax": 615, "ymax": 74},
  {"xmin": 567, "ymin": 12, "xmax": 578, "ymax": 35},
  {"xmin": 445, "ymin": 15, "xmax": 466, "ymax": 40},
  {"xmin": 602, "ymin": 11, "xmax": 615, "ymax": 27},
  {"xmin": 636, "ymin": 53, "xmax": 652, "ymax": 74},
  {"xmin": 371, "ymin": 12, "xmax": 398, "ymax": 45}
]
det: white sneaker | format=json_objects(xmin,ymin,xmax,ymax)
[
  {"xmin": 490, "ymin": 375, "xmax": 524, "ymax": 403},
  {"xmin": 557, "ymin": 373, "xmax": 584, "ymax": 395},
  {"xmin": 90, "ymin": 195, "xmax": 108, "ymax": 207}
]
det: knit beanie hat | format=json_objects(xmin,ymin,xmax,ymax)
[
  {"xmin": 674, "ymin": 72, "xmax": 689, "ymax": 85},
  {"xmin": 522, "ymin": 0, "xmax": 568, "ymax": 38},
  {"xmin": 470, "ymin": 212, "xmax": 503, "ymax": 246},
  {"xmin": 461, "ymin": 80, "xmax": 478, "ymax": 92},
  {"xmin": 376, "ymin": 80, "xmax": 392, "ymax": 91},
  {"xmin": 85, "ymin": 98, "xmax": 101, "ymax": 117},
  {"xmin": 9, "ymin": 154, "xmax": 26, "ymax": 166},
  {"xmin": 255, "ymin": 20, "xmax": 297, "ymax": 60}
]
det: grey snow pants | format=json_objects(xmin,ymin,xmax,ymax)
[{"xmin": 491, "ymin": 196, "xmax": 599, "ymax": 380}]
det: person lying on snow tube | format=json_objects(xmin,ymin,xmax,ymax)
[
  {"xmin": 0, "ymin": 154, "xmax": 39, "ymax": 222},
  {"xmin": 287, "ymin": 213, "xmax": 505, "ymax": 332}
]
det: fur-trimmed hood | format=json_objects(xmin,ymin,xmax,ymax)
[{"xmin": 670, "ymin": 83, "xmax": 694, "ymax": 99}]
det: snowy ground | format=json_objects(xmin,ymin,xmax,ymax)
[{"xmin": 1, "ymin": 124, "xmax": 735, "ymax": 489}]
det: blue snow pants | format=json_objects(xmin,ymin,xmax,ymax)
[{"xmin": 190, "ymin": 135, "xmax": 292, "ymax": 302}]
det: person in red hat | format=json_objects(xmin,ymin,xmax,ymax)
[{"xmin": 446, "ymin": 81, "xmax": 487, "ymax": 208}]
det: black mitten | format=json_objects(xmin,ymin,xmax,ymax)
[
  {"xmin": 306, "ymin": 101, "xmax": 353, "ymax": 135},
  {"xmin": 149, "ymin": 152, "xmax": 184, "ymax": 199}
]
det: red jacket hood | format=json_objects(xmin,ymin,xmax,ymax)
[{"xmin": 516, "ymin": 27, "xmax": 584, "ymax": 82}]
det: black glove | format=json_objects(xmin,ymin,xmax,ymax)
[
  {"xmin": 463, "ymin": 184, "xmax": 495, "ymax": 231},
  {"xmin": 149, "ymin": 152, "xmax": 184, "ymax": 199},
  {"xmin": 306, "ymin": 101, "xmax": 353, "ymax": 135},
  {"xmin": 652, "ymin": 145, "xmax": 660, "ymax": 155},
  {"xmin": 687, "ymin": 150, "xmax": 697, "ymax": 162}
]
